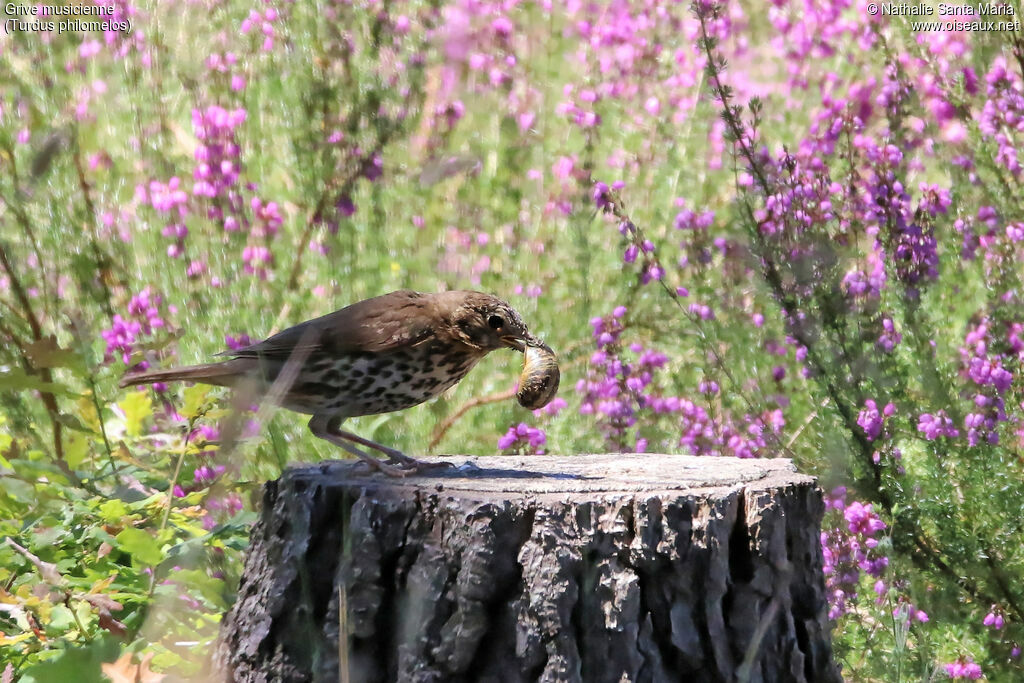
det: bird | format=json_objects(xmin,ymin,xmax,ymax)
[{"xmin": 119, "ymin": 290, "xmax": 555, "ymax": 475}]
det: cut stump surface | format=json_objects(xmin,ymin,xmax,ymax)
[{"xmin": 215, "ymin": 454, "xmax": 840, "ymax": 683}]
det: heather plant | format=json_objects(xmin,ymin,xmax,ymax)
[{"xmin": 3, "ymin": 0, "xmax": 1024, "ymax": 680}]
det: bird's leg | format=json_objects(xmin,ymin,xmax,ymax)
[
  {"xmin": 308, "ymin": 415, "xmax": 408, "ymax": 477},
  {"xmin": 328, "ymin": 428, "xmax": 437, "ymax": 467},
  {"xmin": 309, "ymin": 415, "xmax": 452, "ymax": 475},
  {"xmin": 333, "ymin": 426, "xmax": 454, "ymax": 471}
]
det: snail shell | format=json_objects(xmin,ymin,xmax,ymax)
[{"xmin": 517, "ymin": 344, "xmax": 560, "ymax": 410}]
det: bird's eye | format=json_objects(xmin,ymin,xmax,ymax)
[{"xmin": 487, "ymin": 315, "xmax": 504, "ymax": 330}]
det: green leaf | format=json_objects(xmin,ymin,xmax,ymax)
[
  {"xmin": 182, "ymin": 384, "xmax": 213, "ymax": 420},
  {"xmin": 25, "ymin": 336, "xmax": 88, "ymax": 377},
  {"xmin": 0, "ymin": 367, "xmax": 78, "ymax": 397},
  {"xmin": 64, "ymin": 432, "xmax": 89, "ymax": 470},
  {"xmin": 57, "ymin": 412, "xmax": 94, "ymax": 434},
  {"xmin": 98, "ymin": 499, "xmax": 129, "ymax": 524},
  {"xmin": 117, "ymin": 390, "xmax": 152, "ymax": 438},
  {"xmin": 10, "ymin": 457, "xmax": 73, "ymax": 486},
  {"xmin": 45, "ymin": 604, "xmax": 76, "ymax": 633},
  {"xmin": 19, "ymin": 638, "xmax": 120, "ymax": 683},
  {"xmin": 114, "ymin": 527, "xmax": 164, "ymax": 567},
  {"xmin": 0, "ymin": 415, "xmax": 11, "ymax": 469},
  {"xmin": 168, "ymin": 569, "xmax": 228, "ymax": 609},
  {"xmin": 0, "ymin": 476, "xmax": 35, "ymax": 503}
]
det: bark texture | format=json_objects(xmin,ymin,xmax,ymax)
[{"xmin": 215, "ymin": 454, "xmax": 841, "ymax": 683}]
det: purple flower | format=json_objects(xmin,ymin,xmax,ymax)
[
  {"xmin": 688, "ymin": 303, "xmax": 714, "ymax": 320},
  {"xmin": 857, "ymin": 400, "xmax": 894, "ymax": 442},
  {"xmin": 876, "ymin": 317, "xmax": 902, "ymax": 353},
  {"xmin": 251, "ymin": 197, "xmax": 283, "ymax": 238},
  {"xmin": 191, "ymin": 105, "xmax": 246, "ymax": 219},
  {"xmin": 335, "ymin": 195, "xmax": 357, "ymax": 218},
  {"xmin": 917, "ymin": 410, "xmax": 959, "ymax": 440},
  {"xmin": 641, "ymin": 263, "xmax": 664, "ymax": 284},
  {"xmin": 698, "ymin": 380, "xmax": 719, "ymax": 395},
  {"xmin": 225, "ymin": 333, "xmax": 252, "ymax": 350},
  {"xmin": 102, "ymin": 287, "xmax": 173, "ymax": 368},
  {"xmin": 194, "ymin": 464, "xmax": 226, "ymax": 485},
  {"xmin": 944, "ymin": 658, "xmax": 983, "ymax": 680},
  {"xmin": 844, "ymin": 501, "xmax": 886, "ymax": 537},
  {"xmin": 242, "ymin": 245, "xmax": 274, "ymax": 280},
  {"xmin": 534, "ymin": 397, "xmax": 567, "ymax": 418},
  {"xmin": 983, "ymin": 609, "xmax": 1005, "ymax": 630},
  {"xmin": 101, "ymin": 315, "xmax": 143, "ymax": 365},
  {"xmin": 498, "ymin": 423, "xmax": 547, "ymax": 454},
  {"xmin": 362, "ymin": 154, "xmax": 383, "ymax": 182},
  {"xmin": 553, "ymin": 156, "xmax": 575, "ymax": 180},
  {"xmin": 822, "ymin": 489, "xmax": 890, "ymax": 620}
]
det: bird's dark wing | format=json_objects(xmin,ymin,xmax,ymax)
[{"xmin": 226, "ymin": 290, "xmax": 438, "ymax": 359}]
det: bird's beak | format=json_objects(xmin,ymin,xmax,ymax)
[
  {"xmin": 502, "ymin": 333, "xmax": 549, "ymax": 353},
  {"xmin": 501, "ymin": 335, "xmax": 528, "ymax": 352}
]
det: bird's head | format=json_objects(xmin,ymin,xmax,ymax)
[{"xmin": 445, "ymin": 291, "xmax": 548, "ymax": 353}]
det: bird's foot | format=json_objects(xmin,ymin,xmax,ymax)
[
  {"xmin": 384, "ymin": 452, "xmax": 456, "ymax": 474},
  {"xmin": 322, "ymin": 457, "xmax": 408, "ymax": 478},
  {"xmin": 337, "ymin": 453, "xmax": 454, "ymax": 477},
  {"xmin": 360, "ymin": 457, "xmax": 414, "ymax": 477},
  {"xmin": 309, "ymin": 417, "xmax": 454, "ymax": 477},
  {"xmin": 358, "ymin": 439, "xmax": 455, "ymax": 472}
]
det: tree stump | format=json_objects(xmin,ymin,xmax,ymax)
[{"xmin": 214, "ymin": 454, "xmax": 840, "ymax": 683}]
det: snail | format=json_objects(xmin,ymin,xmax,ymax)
[{"xmin": 517, "ymin": 344, "xmax": 560, "ymax": 409}]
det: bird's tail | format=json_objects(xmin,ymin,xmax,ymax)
[{"xmin": 118, "ymin": 358, "xmax": 255, "ymax": 389}]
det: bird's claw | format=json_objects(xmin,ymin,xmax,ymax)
[
  {"xmin": 384, "ymin": 455, "xmax": 455, "ymax": 474},
  {"xmin": 380, "ymin": 449, "xmax": 454, "ymax": 473},
  {"xmin": 344, "ymin": 454, "xmax": 454, "ymax": 477}
]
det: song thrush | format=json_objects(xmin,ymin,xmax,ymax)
[{"xmin": 119, "ymin": 290, "xmax": 555, "ymax": 475}]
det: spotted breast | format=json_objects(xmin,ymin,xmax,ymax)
[{"xmin": 277, "ymin": 342, "xmax": 488, "ymax": 417}]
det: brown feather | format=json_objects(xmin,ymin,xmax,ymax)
[
  {"xmin": 226, "ymin": 290, "xmax": 440, "ymax": 358},
  {"xmin": 118, "ymin": 358, "xmax": 255, "ymax": 389}
]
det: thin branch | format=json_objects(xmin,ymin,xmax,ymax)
[
  {"xmin": 785, "ymin": 398, "xmax": 828, "ymax": 451},
  {"xmin": 910, "ymin": 534, "xmax": 1000, "ymax": 615},
  {"xmin": 71, "ymin": 131, "xmax": 114, "ymax": 317},
  {"xmin": 429, "ymin": 388, "xmax": 516, "ymax": 452},
  {"xmin": 0, "ymin": 239, "xmax": 65, "ymax": 463},
  {"xmin": 598, "ymin": 190, "xmax": 798, "ymax": 460},
  {"xmin": 695, "ymin": 7, "xmax": 881, "ymax": 492},
  {"xmin": 984, "ymin": 554, "xmax": 1024, "ymax": 625},
  {"xmin": 286, "ymin": 190, "xmax": 332, "ymax": 291}
]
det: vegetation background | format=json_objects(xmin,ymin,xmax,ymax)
[{"xmin": 2, "ymin": 0, "xmax": 1024, "ymax": 680}]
